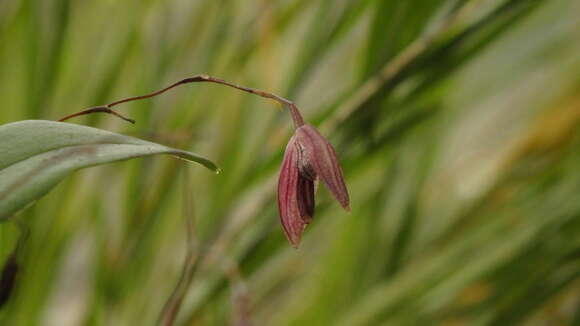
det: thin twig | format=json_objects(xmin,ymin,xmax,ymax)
[
  {"xmin": 157, "ymin": 169, "xmax": 255, "ymax": 326},
  {"xmin": 59, "ymin": 75, "xmax": 305, "ymax": 128},
  {"xmin": 223, "ymin": 258, "xmax": 253, "ymax": 326},
  {"xmin": 58, "ymin": 106, "xmax": 135, "ymax": 124},
  {"xmin": 158, "ymin": 168, "xmax": 200, "ymax": 326}
]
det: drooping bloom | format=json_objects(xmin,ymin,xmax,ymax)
[{"xmin": 277, "ymin": 124, "xmax": 350, "ymax": 247}]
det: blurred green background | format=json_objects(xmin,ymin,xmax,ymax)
[{"xmin": 1, "ymin": 0, "xmax": 580, "ymax": 325}]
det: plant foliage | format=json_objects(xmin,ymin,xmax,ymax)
[{"xmin": 0, "ymin": 0, "xmax": 579, "ymax": 325}]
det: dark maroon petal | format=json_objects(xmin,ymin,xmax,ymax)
[
  {"xmin": 295, "ymin": 125, "xmax": 350, "ymax": 210},
  {"xmin": 297, "ymin": 175, "xmax": 315, "ymax": 224},
  {"xmin": 277, "ymin": 136, "xmax": 306, "ymax": 247}
]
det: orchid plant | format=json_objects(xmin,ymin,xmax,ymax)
[{"xmin": 59, "ymin": 75, "xmax": 350, "ymax": 247}]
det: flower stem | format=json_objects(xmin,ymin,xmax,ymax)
[
  {"xmin": 58, "ymin": 75, "xmax": 305, "ymax": 128},
  {"xmin": 58, "ymin": 106, "xmax": 135, "ymax": 124},
  {"xmin": 287, "ymin": 103, "xmax": 305, "ymax": 128}
]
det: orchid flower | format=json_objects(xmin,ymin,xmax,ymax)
[
  {"xmin": 278, "ymin": 106, "xmax": 350, "ymax": 247},
  {"xmin": 58, "ymin": 75, "xmax": 350, "ymax": 248}
]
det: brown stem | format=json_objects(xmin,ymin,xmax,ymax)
[
  {"xmin": 58, "ymin": 106, "xmax": 135, "ymax": 124},
  {"xmin": 287, "ymin": 103, "xmax": 305, "ymax": 128},
  {"xmin": 59, "ymin": 75, "xmax": 305, "ymax": 128}
]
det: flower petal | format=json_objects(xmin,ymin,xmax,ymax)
[
  {"xmin": 297, "ymin": 174, "xmax": 315, "ymax": 224},
  {"xmin": 296, "ymin": 125, "xmax": 350, "ymax": 210},
  {"xmin": 277, "ymin": 136, "xmax": 306, "ymax": 247}
]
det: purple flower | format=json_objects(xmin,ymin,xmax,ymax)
[{"xmin": 277, "ymin": 124, "xmax": 350, "ymax": 247}]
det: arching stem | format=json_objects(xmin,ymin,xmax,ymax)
[
  {"xmin": 58, "ymin": 106, "xmax": 135, "ymax": 124},
  {"xmin": 58, "ymin": 75, "xmax": 305, "ymax": 128}
]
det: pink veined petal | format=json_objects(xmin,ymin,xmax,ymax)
[
  {"xmin": 277, "ymin": 136, "xmax": 306, "ymax": 247},
  {"xmin": 296, "ymin": 125, "xmax": 350, "ymax": 211}
]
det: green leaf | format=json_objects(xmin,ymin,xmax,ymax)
[{"xmin": 0, "ymin": 120, "xmax": 218, "ymax": 220}]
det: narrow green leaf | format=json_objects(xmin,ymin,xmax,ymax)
[{"xmin": 0, "ymin": 120, "xmax": 218, "ymax": 220}]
